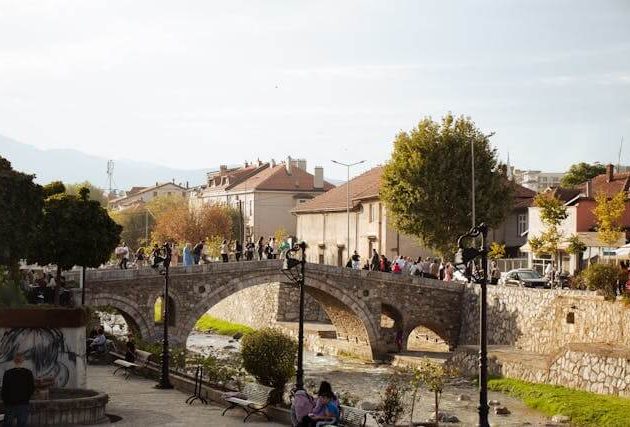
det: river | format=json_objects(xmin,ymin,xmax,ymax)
[{"xmin": 187, "ymin": 331, "xmax": 550, "ymax": 426}]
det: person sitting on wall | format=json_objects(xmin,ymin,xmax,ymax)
[{"xmin": 1, "ymin": 352, "xmax": 35, "ymax": 427}]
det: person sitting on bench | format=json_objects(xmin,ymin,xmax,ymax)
[
  {"xmin": 124, "ymin": 333, "xmax": 136, "ymax": 363},
  {"xmin": 89, "ymin": 328, "xmax": 107, "ymax": 355}
]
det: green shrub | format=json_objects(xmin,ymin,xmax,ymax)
[
  {"xmin": 240, "ymin": 328, "xmax": 297, "ymax": 393},
  {"xmin": 374, "ymin": 379, "xmax": 406, "ymax": 426},
  {"xmin": 580, "ymin": 263, "xmax": 620, "ymax": 300}
]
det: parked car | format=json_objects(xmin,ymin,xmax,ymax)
[{"xmin": 502, "ymin": 268, "xmax": 550, "ymax": 288}]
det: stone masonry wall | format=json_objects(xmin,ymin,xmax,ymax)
[
  {"xmin": 450, "ymin": 343, "xmax": 630, "ymax": 397},
  {"xmin": 459, "ymin": 284, "xmax": 630, "ymax": 354},
  {"xmin": 208, "ymin": 282, "xmax": 330, "ymax": 329}
]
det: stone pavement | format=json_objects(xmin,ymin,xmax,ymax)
[{"xmin": 86, "ymin": 365, "xmax": 287, "ymax": 426}]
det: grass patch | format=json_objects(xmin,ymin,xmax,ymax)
[
  {"xmin": 194, "ymin": 314, "xmax": 254, "ymax": 336},
  {"xmin": 488, "ymin": 378, "xmax": 630, "ymax": 426}
]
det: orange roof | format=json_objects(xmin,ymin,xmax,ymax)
[
  {"xmin": 512, "ymin": 183, "xmax": 536, "ymax": 209},
  {"xmin": 229, "ymin": 164, "xmax": 334, "ymax": 192},
  {"xmin": 578, "ymin": 172, "xmax": 630, "ymax": 198},
  {"xmin": 293, "ymin": 166, "xmax": 383, "ymax": 213}
]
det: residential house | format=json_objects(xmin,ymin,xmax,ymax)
[
  {"xmin": 189, "ymin": 157, "xmax": 333, "ymax": 239},
  {"xmin": 522, "ymin": 164, "xmax": 630, "ymax": 274},
  {"xmin": 108, "ymin": 182, "xmax": 188, "ymax": 211},
  {"xmin": 292, "ymin": 166, "xmax": 434, "ymax": 266},
  {"xmin": 487, "ymin": 183, "xmax": 537, "ymax": 257},
  {"xmin": 512, "ymin": 169, "xmax": 565, "ymax": 192}
]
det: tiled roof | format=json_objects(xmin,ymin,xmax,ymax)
[
  {"xmin": 578, "ymin": 172, "xmax": 630, "ymax": 198},
  {"xmin": 293, "ymin": 167, "xmax": 383, "ymax": 213},
  {"xmin": 544, "ymin": 187, "xmax": 582, "ymax": 203},
  {"xmin": 207, "ymin": 164, "xmax": 268, "ymax": 188},
  {"xmin": 229, "ymin": 164, "xmax": 334, "ymax": 192},
  {"xmin": 127, "ymin": 186, "xmax": 147, "ymax": 195},
  {"xmin": 511, "ymin": 183, "xmax": 536, "ymax": 209}
]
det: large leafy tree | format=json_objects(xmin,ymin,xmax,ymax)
[
  {"xmin": 65, "ymin": 181, "xmax": 107, "ymax": 206},
  {"xmin": 109, "ymin": 205, "xmax": 155, "ymax": 249},
  {"xmin": 0, "ymin": 156, "xmax": 44, "ymax": 274},
  {"xmin": 152, "ymin": 202, "xmax": 234, "ymax": 245},
  {"xmin": 560, "ymin": 162, "xmax": 606, "ymax": 188},
  {"xmin": 381, "ymin": 113, "xmax": 513, "ymax": 256},
  {"xmin": 527, "ymin": 193, "xmax": 568, "ymax": 264},
  {"xmin": 593, "ymin": 191, "xmax": 626, "ymax": 248},
  {"xmin": 30, "ymin": 187, "xmax": 121, "ymax": 301}
]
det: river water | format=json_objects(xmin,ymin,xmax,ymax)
[{"xmin": 187, "ymin": 331, "xmax": 550, "ymax": 426}]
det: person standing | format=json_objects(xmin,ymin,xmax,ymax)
[
  {"xmin": 257, "ymin": 237, "xmax": 264, "ymax": 260},
  {"xmin": 370, "ymin": 249, "xmax": 380, "ymax": 271},
  {"xmin": 245, "ymin": 239, "xmax": 255, "ymax": 261},
  {"xmin": 1, "ymin": 353, "xmax": 34, "ymax": 427},
  {"xmin": 490, "ymin": 261, "xmax": 501, "ymax": 285},
  {"xmin": 182, "ymin": 243, "xmax": 193, "ymax": 266},
  {"xmin": 117, "ymin": 242, "xmax": 129, "ymax": 269},
  {"xmin": 220, "ymin": 239, "xmax": 229, "ymax": 262},
  {"xmin": 135, "ymin": 247, "xmax": 145, "ymax": 268},
  {"xmin": 192, "ymin": 240, "xmax": 204, "ymax": 265},
  {"xmin": 235, "ymin": 240, "xmax": 243, "ymax": 262},
  {"xmin": 351, "ymin": 251, "xmax": 361, "ymax": 270}
]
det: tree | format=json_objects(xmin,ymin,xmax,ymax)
[
  {"xmin": 528, "ymin": 193, "xmax": 568, "ymax": 265},
  {"xmin": 412, "ymin": 358, "xmax": 458, "ymax": 425},
  {"xmin": 109, "ymin": 205, "xmax": 154, "ymax": 249},
  {"xmin": 561, "ymin": 162, "xmax": 606, "ymax": 188},
  {"xmin": 593, "ymin": 191, "xmax": 626, "ymax": 250},
  {"xmin": 381, "ymin": 113, "xmax": 513, "ymax": 256},
  {"xmin": 151, "ymin": 202, "xmax": 234, "ymax": 245},
  {"xmin": 42, "ymin": 180, "xmax": 66, "ymax": 198},
  {"xmin": 566, "ymin": 234, "xmax": 587, "ymax": 272},
  {"xmin": 65, "ymin": 181, "xmax": 107, "ymax": 206},
  {"xmin": 488, "ymin": 242, "xmax": 506, "ymax": 260},
  {"xmin": 30, "ymin": 188, "xmax": 121, "ymax": 302},
  {"xmin": 0, "ymin": 156, "xmax": 43, "ymax": 275}
]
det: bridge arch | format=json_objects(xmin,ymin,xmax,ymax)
[
  {"xmin": 89, "ymin": 292, "xmax": 154, "ymax": 342},
  {"xmin": 177, "ymin": 270, "xmax": 382, "ymax": 360}
]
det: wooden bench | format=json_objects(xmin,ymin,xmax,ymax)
[
  {"xmin": 221, "ymin": 382, "xmax": 275, "ymax": 422},
  {"xmin": 337, "ymin": 405, "xmax": 368, "ymax": 427},
  {"xmin": 112, "ymin": 350, "xmax": 153, "ymax": 379}
]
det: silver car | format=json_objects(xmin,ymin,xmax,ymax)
[{"xmin": 502, "ymin": 268, "xmax": 550, "ymax": 288}]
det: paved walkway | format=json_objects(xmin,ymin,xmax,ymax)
[{"xmin": 87, "ymin": 365, "xmax": 287, "ymax": 426}]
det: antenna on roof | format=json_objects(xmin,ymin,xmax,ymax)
[
  {"xmin": 618, "ymin": 136, "xmax": 624, "ymax": 173},
  {"xmin": 106, "ymin": 160, "xmax": 115, "ymax": 193}
]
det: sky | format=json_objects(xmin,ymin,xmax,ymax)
[{"xmin": 1, "ymin": 0, "xmax": 629, "ymax": 180}]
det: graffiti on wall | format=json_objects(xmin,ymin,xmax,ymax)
[{"xmin": 0, "ymin": 328, "xmax": 78, "ymax": 388}]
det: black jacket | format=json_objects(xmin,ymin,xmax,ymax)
[{"xmin": 1, "ymin": 367, "xmax": 35, "ymax": 405}]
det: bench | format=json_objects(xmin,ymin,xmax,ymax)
[
  {"xmin": 112, "ymin": 350, "xmax": 153, "ymax": 379},
  {"xmin": 221, "ymin": 382, "xmax": 275, "ymax": 422},
  {"xmin": 321, "ymin": 405, "xmax": 367, "ymax": 427}
]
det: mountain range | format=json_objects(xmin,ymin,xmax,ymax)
[{"xmin": 0, "ymin": 134, "xmax": 211, "ymax": 191}]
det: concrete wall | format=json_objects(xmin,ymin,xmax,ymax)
[{"xmin": 0, "ymin": 326, "xmax": 87, "ymax": 389}]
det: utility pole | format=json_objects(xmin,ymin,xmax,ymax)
[{"xmin": 331, "ymin": 159, "xmax": 365, "ymax": 261}]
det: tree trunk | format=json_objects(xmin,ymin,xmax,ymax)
[
  {"xmin": 435, "ymin": 391, "xmax": 439, "ymax": 426},
  {"xmin": 409, "ymin": 387, "xmax": 418, "ymax": 426},
  {"xmin": 54, "ymin": 265, "xmax": 61, "ymax": 305}
]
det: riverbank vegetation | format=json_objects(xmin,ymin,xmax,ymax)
[
  {"xmin": 194, "ymin": 314, "xmax": 254, "ymax": 336},
  {"xmin": 488, "ymin": 378, "xmax": 630, "ymax": 426}
]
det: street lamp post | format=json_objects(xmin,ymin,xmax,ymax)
[
  {"xmin": 456, "ymin": 223, "xmax": 489, "ymax": 427},
  {"xmin": 155, "ymin": 242, "xmax": 174, "ymax": 390},
  {"xmin": 281, "ymin": 241, "xmax": 307, "ymax": 389},
  {"xmin": 331, "ymin": 160, "xmax": 365, "ymax": 261}
]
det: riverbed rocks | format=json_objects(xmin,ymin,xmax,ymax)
[
  {"xmin": 488, "ymin": 399, "xmax": 501, "ymax": 406},
  {"xmin": 494, "ymin": 406, "xmax": 511, "ymax": 415},
  {"xmin": 427, "ymin": 411, "xmax": 460, "ymax": 423},
  {"xmin": 359, "ymin": 401, "xmax": 378, "ymax": 411},
  {"xmin": 551, "ymin": 414, "xmax": 571, "ymax": 424},
  {"xmin": 456, "ymin": 394, "xmax": 470, "ymax": 401}
]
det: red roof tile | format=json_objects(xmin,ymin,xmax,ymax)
[
  {"xmin": 578, "ymin": 172, "xmax": 630, "ymax": 198},
  {"xmin": 293, "ymin": 167, "xmax": 383, "ymax": 213},
  {"xmin": 229, "ymin": 164, "xmax": 334, "ymax": 192}
]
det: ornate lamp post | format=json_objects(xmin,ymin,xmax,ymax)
[
  {"xmin": 456, "ymin": 223, "xmax": 489, "ymax": 427},
  {"xmin": 281, "ymin": 241, "xmax": 307, "ymax": 389},
  {"xmin": 155, "ymin": 242, "xmax": 174, "ymax": 390}
]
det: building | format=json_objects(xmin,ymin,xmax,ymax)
[
  {"xmin": 522, "ymin": 164, "xmax": 630, "ymax": 274},
  {"xmin": 512, "ymin": 169, "xmax": 565, "ymax": 192},
  {"xmin": 293, "ymin": 166, "xmax": 434, "ymax": 266},
  {"xmin": 487, "ymin": 183, "xmax": 537, "ymax": 257},
  {"xmin": 189, "ymin": 157, "xmax": 333, "ymax": 239},
  {"xmin": 108, "ymin": 182, "xmax": 188, "ymax": 211}
]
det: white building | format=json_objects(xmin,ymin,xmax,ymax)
[
  {"xmin": 108, "ymin": 182, "xmax": 188, "ymax": 211},
  {"xmin": 513, "ymin": 170, "xmax": 565, "ymax": 192}
]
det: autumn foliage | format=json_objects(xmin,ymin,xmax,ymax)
[{"xmin": 152, "ymin": 201, "xmax": 236, "ymax": 244}]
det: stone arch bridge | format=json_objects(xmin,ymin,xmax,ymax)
[{"xmin": 72, "ymin": 261, "xmax": 465, "ymax": 360}]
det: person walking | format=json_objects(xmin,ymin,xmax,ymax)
[
  {"xmin": 351, "ymin": 251, "xmax": 360, "ymax": 270},
  {"xmin": 192, "ymin": 240, "xmax": 204, "ymax": 265},
  {"xmin": 220, "ymin": 239, "xmax": 229, "ymax": 262},
  {"xmin": 490, "ymin": 261, "xmax": 501, "ymax": 285},
  {"xmin": 117, "ymin": 242, "xmax": 129, "ymax": 269},
  {"xmin": 1, "ymin": 352, "xmax": 35, "ymax": 427},
  {"xmin": 135, "ymin": 247, "xmax": 145, "ymax": 268},
  {"xmin": 245, "ymin": 239, "xmax": 255, "ymax": 261}
]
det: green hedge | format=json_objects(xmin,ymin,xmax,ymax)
[
  {"xmin": 194, "ymin": 314, "xmax": 254, "ymax": 336},
  {"xmin": 488, "ymin": 378, "xmax": 630, "ymax": 426}
]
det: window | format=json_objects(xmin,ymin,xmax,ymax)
[
  {"xmin": 182, "ymin": 191, "xmax": 186, "ymax": 197},
  {"xmin": 167, "ymin": 192, "xmax": 171, "ymax": 196},
  {"xmin": 517, "ymin": 213, "xmax": 527, "ymax": 236},
  {"xmin": 318, "ymin": 254, "xmax": 324, "ymax": 264},
  {"xmin": 368, "ymin": 203, "xmax": 374, "ymax": 222},
  {"xmin": 153, "ymin": 191, "xmax": 158, "ymax": 197},
  {"xmin": 298, "ymin": 199, "xmax": 307, "ymax": 204},
  {"xmin": 248, "ymin": 201, "xmax": 253, "ymax": 216}
]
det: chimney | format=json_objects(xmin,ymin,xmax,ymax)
[
  {"xmin": 186, "ymin": 181, "xmax": 189, "ymax": 189},
  {"xmin": 297, "ymin": 159, "xmax": 307, "ymax": 171},
  {"xmin": 155, "ymin": 181, "xmax": 158, "ymax": 187},
  {"xmin": 606, "ymin": 164, "xmax": 614, "ymax": 182},
  {"xmin": 286, "ymin": 156, "xmax": 292, "ymax": 175},
  {"xmin": 220, "ymin": 165, "xmax": 227, "ymax": 173},
  {"xmin": 244, "ymin": 161, "xmax": 249, "ymax": 168},
  {"xmin": 586, "ymin": 179, "xmax": 593, "ymax": 198},
  {"xmin": 314, "ymin": 166, "xmax": 324, "ymax": 189},
  {"xmin": 256, "ymin": 158, "xmax": 262, "ymax": 167},
  {"xmin": 271, "ymin": 158, "xmax": 276, "ymax": 167}
]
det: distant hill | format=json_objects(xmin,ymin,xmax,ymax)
[{"xmin": 0, "ymin": 134, "xmax": 211, "ymax": 191}]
